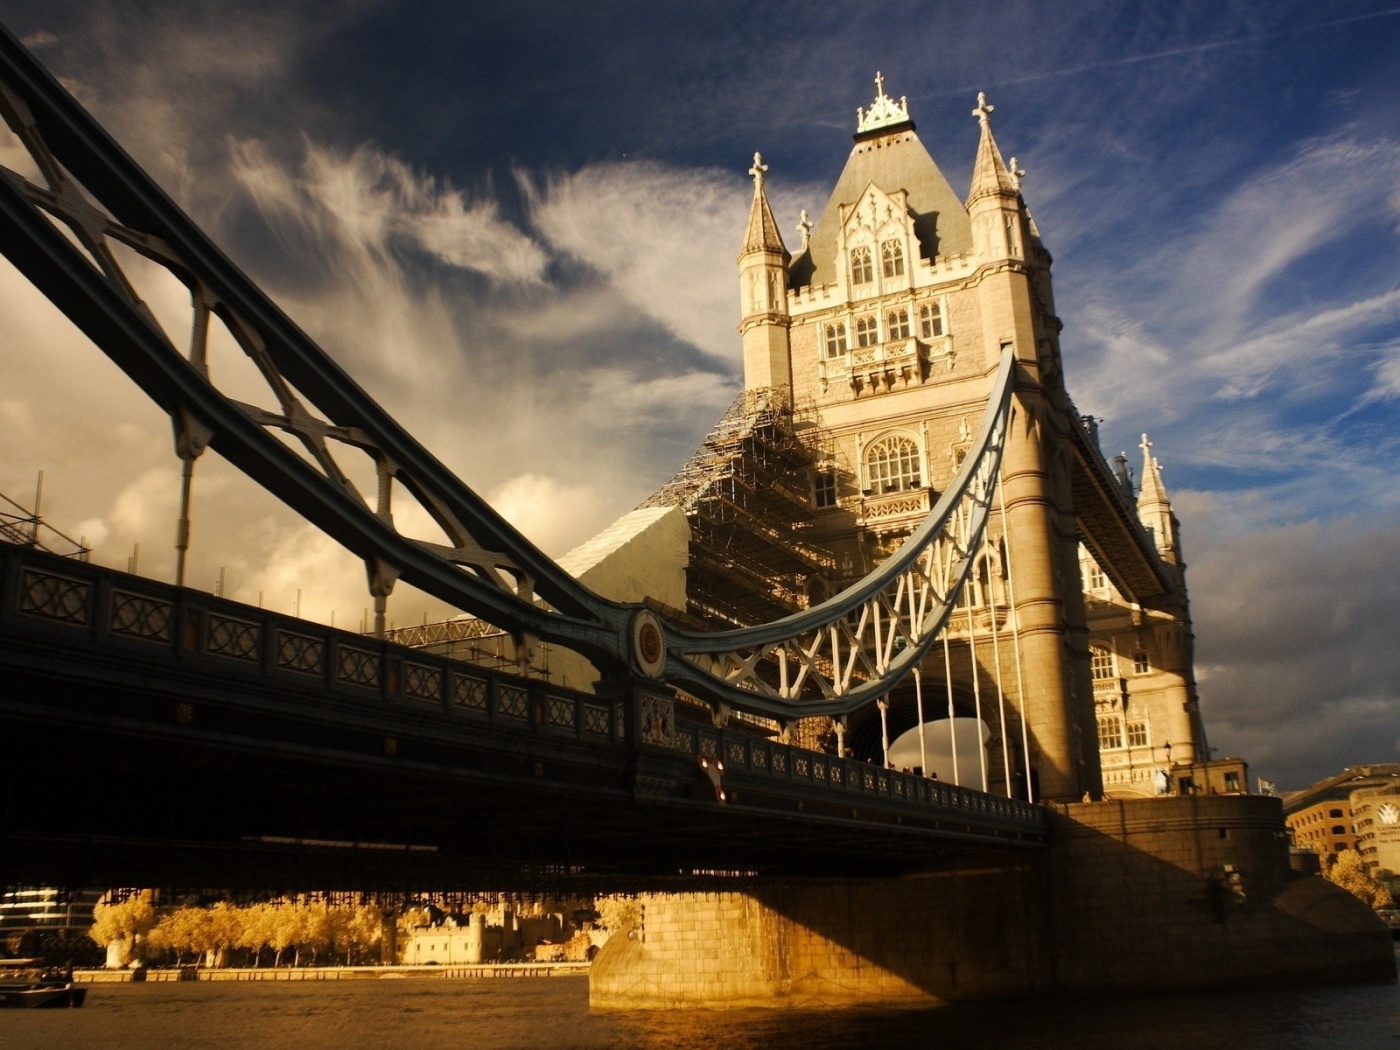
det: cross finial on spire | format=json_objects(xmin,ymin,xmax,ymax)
[
  {"xmin": 796, "ymin": 209, "xmax": 812, "ymax": 249},
  {"xmin": 973, "ymin": 91, "xmax": 994, "ymax": 125},
  {"xmin": 1008, "ymin": 156, "xmax": 1026, "ymax": 190},
  {"xmin": 874, "ymin": 71, "xmax": 886, "ymax": 98},
  {"xmin": 749, "ymin": 152, "xmax": 769, "ymax": 187},
  {"xmin": 1140, "ymin": 433, "xmax": 1153, "ymax": 457}
]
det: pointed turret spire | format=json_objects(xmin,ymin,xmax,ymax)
[
  {"xmin": 736, "ymin": 152, "xmax": 792, "ymax": 393},
  {"xmin": 739, "ymin": 152, "xmax": 788, "ymax": 258},
  {"xmin": 1136, "ymin": 434, "xmax": 1179, "ymax": 562},
  {"xmin": 966, "ymin": 92, "xmax": 1019, "ymax": 206},
  {"xmin": 1136, "ymin": 434, "xmax": 1170, "ymax": 508}
]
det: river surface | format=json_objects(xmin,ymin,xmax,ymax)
[{"xmin": 1, "ymin": 968, "xmax": 1397, "ymax": 1050}]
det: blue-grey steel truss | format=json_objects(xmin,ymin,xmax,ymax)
[{"xmin": 0, "ymin": 25, "xmax": 1013, "ymax": 721}]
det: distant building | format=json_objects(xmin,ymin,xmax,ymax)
[{"xmin": 1283, "ymin": 765, "xmax": 1400, "ymax": 883}]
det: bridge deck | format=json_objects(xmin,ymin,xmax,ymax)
[{"xmin": 0, "ymin": 543, "xmax": 1047, "ymax": 891}]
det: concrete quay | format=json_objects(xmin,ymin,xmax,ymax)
[{"xmin": 76, "ymin": 962, "xmax": 590, "ymax": 983}]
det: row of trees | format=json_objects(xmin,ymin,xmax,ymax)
[{"xmin": 91, "ymin": 894, "xmax": 385, "ymax": 968}]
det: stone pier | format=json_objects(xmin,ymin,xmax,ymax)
[{"xmin": 591, "ymin": 796, "xmax": 1395, "ymax": 1008}]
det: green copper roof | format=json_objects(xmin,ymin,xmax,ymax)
[{"xmin": 790, "ymin": 128, "xmax": 972, "ymax": 289}]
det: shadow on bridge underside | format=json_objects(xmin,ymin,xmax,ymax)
[{"xmin": 0, "ymin": 543, "xmax": 1047, "ymax": 894}]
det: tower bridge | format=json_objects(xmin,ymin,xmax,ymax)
[{"xmin": 0, "ymin": 30, "xmax": 1390, "ymax": 1006}]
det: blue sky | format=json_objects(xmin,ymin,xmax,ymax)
[{"xmin": 0, "ymin": 0, "xmax": 1397, "ymax": 788}]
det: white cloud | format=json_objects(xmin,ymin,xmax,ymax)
[
  {"xmin": 235, "ymin": 139, "xmax": 548, "ymax": 287},
  {"xmin": 523, "ymin": 161, "xmax": 819, "ymax": 364},
  {"xmin": 485, "ymin": 473, "xmax": 614, "ymax": 558}
]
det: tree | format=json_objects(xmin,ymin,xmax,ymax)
[
  {"xmin": 238, "ymin": 903, "xmax": 277, "ymax": 967},
  {"xmin": 89, "ymin": 890, "xmax": 157, "ymax": 965},
  {"xmin": 1326, "ymin": 849, "xmax": 1395, "ymax": 909},
  {"xmin": 343, "ymin": 904, "xmax": 384, "ymax": 965},
  {"xmin": 266, "ymin": 904, "xmax": 302, "ymax": 968},
  {"xmin": 595, "ymin": 897, "xmax": 640, "ymax": 934}
]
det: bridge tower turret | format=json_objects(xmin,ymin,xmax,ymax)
[
  {"xmin": 736, "ymin": 152, "xmax": 793, "ymax": 394},
  {"xmin": 1135, "ymin": 434, "xmax": 1179, "ymax": 566},
  {"xmin": 962, "ymin": 92, "xmax": 1099, "ymax": 801}
]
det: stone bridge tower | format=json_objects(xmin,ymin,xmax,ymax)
[{"xmin": 736, "ymin": 76, "xmax": 1205, "ymax": 802}]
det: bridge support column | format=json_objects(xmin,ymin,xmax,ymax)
[
  {"xmin": 590, "ymin": 797, "xmax": 1395, "ymax": 1009},
  {"xmin": 590, "ymin": 856, "xmax": 1048, "ymax": 1009},
  {"xmin": 998, "ymin": 388, "xmax": 1084, "ymax": 801}
]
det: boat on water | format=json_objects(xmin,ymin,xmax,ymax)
[{"xmin": 0, "ymin": 959, "xmax": 87, "ymax": 1008}]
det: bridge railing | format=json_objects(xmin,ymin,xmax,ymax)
[
  {"xmin": 668, "ymin": 722, "xmax": 1043, "ymax": 832},
  {"xmin": 2, "ymin": 540, "xmax": 1048, "ymax": 844},
  {"xmin": 0, "ymin": 539, "xmax": 626, "ymax": 748}
]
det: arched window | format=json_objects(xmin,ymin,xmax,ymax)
[
  {"xmin": 824, "ymin": 322, "xmax": 847, "ymax": 359},
  {"xmin": 855, "ymin": 314, "xmax": 879, "ymax": 348},
  {"xmin": 919, "ymin": 301, "xmax": 944, "ymax": 338},
  {"xmin": 865, "ymin": 435, "xmax": 921, "ymax": 495},
  {"xmin": 1126, "ymin": 721, "xmax": 1149, "ymax": 747},
  {"xmin": 850, "ymin": 246, "xmax": 872, "ymax": 285},
  {"xmin": 1090, "ymin": 646, "xmax": 1116, "ymax": 681},
  {"xmin": 966, "ymin": 553, "xmax": 993, "ymax": 607},
  {"xmin": 887, "ymin": 308, "xmax": 910, "ymax": 340},
  {"xmin": 881, "ymin": 239, "xmax": 904, "ymax": 278}
]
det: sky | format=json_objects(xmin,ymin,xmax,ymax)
[{"xmin": 0, "ymin": 0, "xmax": 1396, "ymax": 789}]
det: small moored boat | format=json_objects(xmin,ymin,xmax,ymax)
[{"xmin": 0, "ymin": 959, "xmax": 88, "ymax": 1008}]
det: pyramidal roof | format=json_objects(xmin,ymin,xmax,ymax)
[
  {"xmin": 739, "ymin": 152, "xmax": 788, "ymax": 258},
  {"xmin": 790, "ymin": 76, "xmax": 973, "ymax": 289},
  {"xmin": 966, "ymin": 92, "xmax": 1019, "ymax": 205}
]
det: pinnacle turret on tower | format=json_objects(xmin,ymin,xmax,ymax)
[
  {"xmin": 965, "ymin": 91, "xmax": 1028, "ymax": 262},
  {"xmin": 739, "ymin": 152, "xmax": 789, "ymax": 259},
  {"xmin": 737, "ymin": 152, "xmax": 792, "ymax": 393},
  {"xmin": 966, "ymin": 92, "xmax": 1019, "ymax": 205},
  {"xmin": 1136, "ymin": 433, "xmax": 1180, "ymax": 563}
]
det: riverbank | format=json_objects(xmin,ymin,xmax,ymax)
[{"xmin": 74, "ymin": 961, "xmax": 590, "ymax": 983}]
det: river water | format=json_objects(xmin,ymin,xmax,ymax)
[{"xmin": 2, "ymin": 966, "xmax": 1397, "ymax": 1050}]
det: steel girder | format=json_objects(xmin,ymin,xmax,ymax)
[{"xmin": 0, "ymin": 24, "xmax": 1012, "ymax": 721}]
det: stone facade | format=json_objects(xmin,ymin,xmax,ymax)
[{"xmin": 721, "ymin": 79, "xmax": 1210, "ymax": 801}]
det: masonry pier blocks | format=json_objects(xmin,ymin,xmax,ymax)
[{"xmin": 590, "ymin": 796, "xmax": 1396, "ymax": 1008}]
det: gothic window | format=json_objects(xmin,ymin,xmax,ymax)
[
  {"xmin": 966, "ymin": 553, "xmax": 993, "ymax": 607},
  {"xmin": 919, "ymin": 301, "xmax": 944, "ymax": 338},
  {"xmin": 813, "ymin": 470, "xmax": 838, "ymax": 509},
  {"xmin": 1133, "ymin": 650, "xmax": 1151, "ymax": 675},
  {"xmin": 881, "ymin": 239, "xmax": 904, "ymax": 278},
  {"xmin": 887, "ymin": 308, "xmax": 910, "ymax": 340},
  {"xmin": 824, "ymin": 322, "xmax": 847, "ymax": 358},
  {"xmin": 851, "ymin": 246, "xmax": 873, "ymax": 285},
  {"xmin": 1097, "ymin": 716, "xmax": 1123, "ymax": 751},
  {"xmin": 1126, "ymin": 721, "xmax": 1149, "ymax": 748},
  {"xmin": 855, "ymin": 314, "xmax": 879, "ymax": 348},
  {"xmin": 865, "ymin": 435, "xmax": 922, "ymax": 495},
  {"xmin": 1083, "ymin": 560, "xmax": 1108, "ymax": 594},
  {"xmin": 1090, "ymin": 646, "xmax": 1116, "ymax": 681}
]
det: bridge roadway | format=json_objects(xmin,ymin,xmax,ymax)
[{"xmin": 0, "ymin": 542, "xmax": 1048, "ymax": 891}]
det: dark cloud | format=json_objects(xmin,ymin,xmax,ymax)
[{"xmin": 1185, "ymin": 509, "xmax": 1400, "ymax": 789}]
